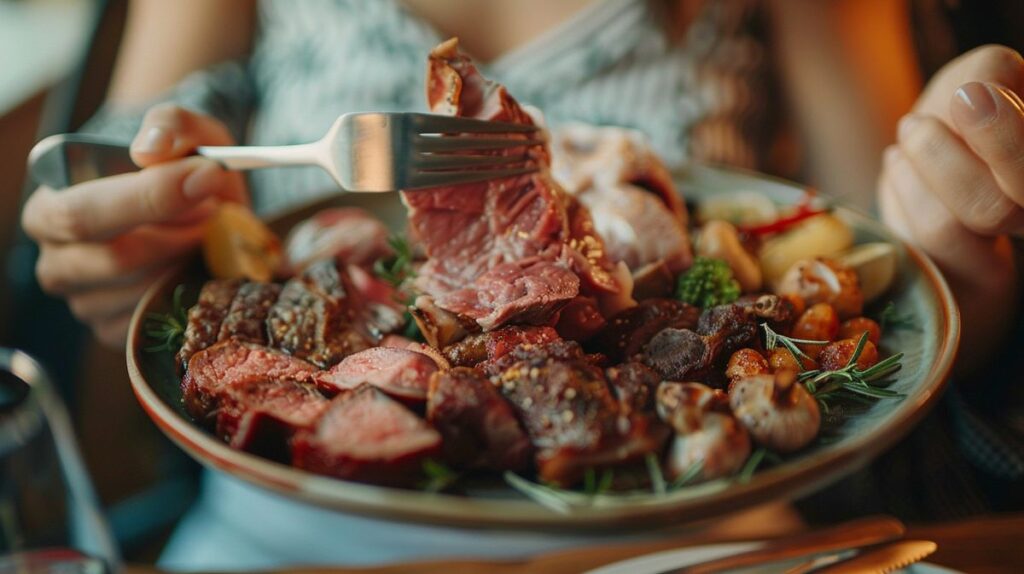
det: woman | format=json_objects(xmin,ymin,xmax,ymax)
[{"xmin": 20, "ymin": 0, "xmax": 1024, "ymax": 568}]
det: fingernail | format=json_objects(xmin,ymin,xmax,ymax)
[
  {"xmin": 953, "ymin": 82, "xmax": 997, "ymax": 126},
  {"xmin": 897, "ymin": 115, "xmax": 920, "ymax": 141},
  {"xmin": 133, "ymin": 127, "xmax": 173, "ymax": 154},
  {"xmin": 182, "ymin": 162, "xmax": 226, "ymax": 200}
]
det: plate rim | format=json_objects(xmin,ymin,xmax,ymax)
[{"xmin": 125, "ymin": 164, "xmax": 960, "ymax": 529}]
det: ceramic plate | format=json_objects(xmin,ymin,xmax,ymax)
[{"xmin": 126, "ymin": 164, "xmax": 959, "ymax": 529}]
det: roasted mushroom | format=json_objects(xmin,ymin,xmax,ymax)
[
  {"xmin": 729, "ymin": 371, "xmax": 820, "ymax": 453},
  {"xmin": 656, "ymin": 382, "xmax": 751, "ymax": 480},
  {"xmin": 776, "ymin": 258, "xmax": 864, "ymax": 319}
]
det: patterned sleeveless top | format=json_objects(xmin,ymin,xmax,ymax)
[{"xmin": 86, "ymin": 0, "xmax": 776, "ymax": 215}]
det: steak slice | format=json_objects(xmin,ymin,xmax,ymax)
[
  {"xmin": 217, "ymin": 282, "xmax": 282, "ymax": 344},
  {"xmin": 493, "ymin": 342, "xmax": 667, "ymax": 486},
  {"xmin": 177, "ymin": 279, "xmax": 243, "ymax": 369},
  {"xmin": 404, "ymin": 38, "xmax": 627, "ymax": 333},
  {"xmin": 182, "ymin": 341, "xmax": 319, "ymax": 424},
  {"xmin": 217, "ymin": 378, "xmax": 328, "ymax": 460},
  {"xmin": 426, "ymin": 368, "xmax": 532, "ymax": 471},
  {"xmin": 442, "ymin": 325, "xmax": 559, "ymax": 368},
  {"xmin": 267, "ymin": 260, "xmax": 372, "ymax": 367},
  {"xmin": 314, "ymin": 346, "xmax": 438, "ymax": 403},
  {"xmin": 292, "ymin": 384, "xmax": 442, "ymax": 485},
  {"xmin": 606, "ymin": 362, "xmax": 662, "ymax": 414},
  {"xmin": 284, "ymin": 207, "xmax": 391, "ymax": 270}
]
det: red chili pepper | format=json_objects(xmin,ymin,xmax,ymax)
[{"xmin": 738, "ymin": 193, "xmax": 826, "ymax": 236}]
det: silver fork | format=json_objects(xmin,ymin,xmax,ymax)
[{"xmin": 28, "ymin": 112, "xmax": 541, "ymax": 191}]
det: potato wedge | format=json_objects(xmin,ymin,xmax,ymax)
[
  {"xmin": 759, "ymin": 213, "xmax": 853, "ymax": 287},
  {"xmin": 203, "ymin": 203, "xmax": 283, "ymax": 282}
]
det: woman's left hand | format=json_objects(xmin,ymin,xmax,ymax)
[{"xmin": 879, "ymin": 45, "xmax": 1023, "ymax": 376}]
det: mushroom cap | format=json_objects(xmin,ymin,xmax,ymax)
[{"xmin": 728, "ymin": 373, "xmax": 821, "ymax": 453}]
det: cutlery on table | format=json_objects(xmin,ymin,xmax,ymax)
[
  {"xmin": 815, "ymin": 539, "xmax": 937, "ymax": 573},
  {"xmin": 28, "ymin": 112, "xmax": 541, "ymax": 191}
]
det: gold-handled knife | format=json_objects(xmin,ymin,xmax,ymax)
[
  {"xmin": 665, "ymin": 516, "xmax": 906, "ymax": 574},
  {"xmin": 814, "ymin": 540, "xmax": 937, "ymax": 573}
]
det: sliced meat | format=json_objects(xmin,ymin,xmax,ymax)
[
  {"xmin": 217, "ymin": 282, "xmax": 282, "ymax": 344},
  {"xmin": 606, "ymin": 362, "xmax": 661, "ymax": 414},
  {"xmin": 217, "ymin": 378, "xmax": 328, "ymax": 460},
  {"xmin": 314, "ymin": 346, "xmax": 438, "ymax": 403},
  {"xmin": 292, "ymin": 385, "xmax": 442, "ymax": 485},
  {"xmin": 404, "ymin": 38, "xmax": 627, "ymax": 333},
  {"xmin": 182, "ymin": 341, "xmax": 319, "ymax": 424},
  {"xmin": 426, "ymin": 368, "xmax": 532, "ymax": 471},
  {"xmin": 493, "ymin": 343, "xmax": 667, "ymax": 486},
  {"xmin": 442, "ymin": 325, "xmax": 559, "ymax": 368},
  {"xmin": 482, "ymin": 338, "xmax": 603, "ymax": 377},
  {"xmin": 267, "ymin": 260, "xmax": 372, "ymax": 367},
  {"xmin": 177, "ymin": 279, "xmax": 243, "ymax": 369},
  {"xmin": 554, "ymin": 296, "xmax": 607, "ymax": 342},
  {"xmin": 284, "ymin": 207, "xmax": 391, "ymax": 270},
  {"xmin": 590, "ymin": 298, "xmax": 701, "ymax": 363}
]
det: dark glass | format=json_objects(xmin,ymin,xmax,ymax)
[{"xmin": 0, "ymin": 349, "xmax": 118, "ymax": 572}]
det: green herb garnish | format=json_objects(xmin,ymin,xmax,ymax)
[
  {"xmin": 419, "ymin": 459, "xmax": 460, "ymax": 493},
  {"xmin": 878, "ymin": 302, "xmax": 919, "ymax": 332},
  {"xmin": 373, "ymin": 234, "xmax": 416, "ymax": 289},
  {"xmin": 144, "ymin": 285, "xmax": 188, "ymax": 353},
  {"xmin": 799, "ymin": 332, "xmax": 905, "ymax": 411},
  {"xmin": 675, "ymin": 257, "xmax": 741, "ymax": 308},
  {"xmin": 762, "ymin": 323, "xmax": 828, "ymax": 370}
]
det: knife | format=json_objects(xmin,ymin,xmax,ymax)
[
  {"xmin": 659, "ymin": 516, "xmax": 906, "ymax": 574},
  {"xmin": 815, "ymin": 539, "xmax": 937, "ymax": 573}
]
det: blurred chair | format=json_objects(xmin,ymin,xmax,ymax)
[{"xmin": 2, "ymin": 0, "xmax": 199, "ymax": 558}]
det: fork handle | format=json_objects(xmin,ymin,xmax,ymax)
[{"xmin": 196, "ymin": 142, "xmax": 321, "ymax": 170}]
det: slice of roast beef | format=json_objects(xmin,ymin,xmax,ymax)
[
  {"xmin": 426, "ymin": 367, "xmax": 532, "ymax": 471},
  {"xmin": 177, "ymin": 279, "xmax": 243, "ymax": 369},
  {"xmin": 182, "ymin": 341, "xmax": 319, "ymax": 425},
  {"xmin": 482, "ymin": 338, "xmax": 604, "ymax": 377},
  {"xmin": 442, "ymin": 325, "xmax": 559, "ymax": 368},
  {"xmin": 314, "ymin": 346, "xmax": 438, "ymax": 403},
  {"xmin": 590, "ymin": 298, "xmax": 701, "ymax": 363},
  {"xmin": 267, "ymin": 260, "xmax": 372, "ymax": 367},
  {"xmin": 403, "ymin": 38, "xmax": 628, "ymax": 334},
  {"xmin": 492, "ymin": 342, "xmax": 667, "ymax": 486},
  {"xmin": 217, "ymin": 377, "xmax": 328, "ymax": 460},
  {"xmin": 217, "ymin": 282, "xmax": 282, "ymax": 344},
  {"xmin": 292, "ymin": 384, "xmax": 442, "ymax": 485}
]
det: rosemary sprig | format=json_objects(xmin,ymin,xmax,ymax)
[
  {"xmin": 645, "ymin": 453, "xmax": 668, "ymax": 495},
  {"xmin": 737, "ymin": 447, "xmax": 781, "ymax": 484},
  {"xmin": 762, "ymin": 323, "xmax": 828, "ymax": 369},
  {"xmin": 878, "ymin": 302, "xmax": 919, "ymax": 332},
  {"xmin": 419, "ymin": 459, "xmax": 460, "ymax": 493},
  {"xmin": 582, "ymin": 467, "xmax": 616, "ymax": 496},
  {"xmin": 798, "ymin": 332, "xmax": 905, "ymax": 409},
  {"xmin": 373, "ymin": 234, "xmax": 416, "ymax": 289},
  {"xmin": 144, "ymin": 285, "xmax": 188, "ymax": 353}
]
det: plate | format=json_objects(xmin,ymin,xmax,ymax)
[{"xmin": 126, "ymin": 164, "xmax": 959, "ymax": 530}]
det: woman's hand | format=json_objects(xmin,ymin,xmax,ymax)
[
  {"xmin": 879, "ymin": 45, "xmax": 1024, "ymax": 375},
  {"xmin": 21, "ymin": 105, "xmax": 247, "ymax": 348}
]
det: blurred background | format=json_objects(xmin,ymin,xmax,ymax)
[{"xmin": 1, "ymin": 0, "xmax": 1023, "ymax": 563}]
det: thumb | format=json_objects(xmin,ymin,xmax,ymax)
[{"xmin": 130, "ymin": 103, "xmax": 237, "ymax": 167}]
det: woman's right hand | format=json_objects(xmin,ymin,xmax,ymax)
[{"xmin": 21, "ymin": 105, "xmax": 248, "ymax": 348}]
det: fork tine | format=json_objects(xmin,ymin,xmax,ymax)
[
  {"xmin": 413, "ymin": 153, "xmax": 530, "ymax": 170},
  {"xmin": 411, "ymin": 113, "xmax": 538, "ymax": 134},
  {"xmin": 415, "ymin": 136, "xmax": 545, "ymax": 153},
  {"xmin": 405, "ymin": 166, "xmax": 537, "ymax": 189}
]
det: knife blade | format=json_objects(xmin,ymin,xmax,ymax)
[
  {"xmin": 660, "ymin": 515, "xmax": 905, "ymax": 574},
  {"xmin": 814, "ymin": 540, "xmax": 937, "ymax": 573}
]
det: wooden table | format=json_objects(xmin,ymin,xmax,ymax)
[{"xmin": 125, "ymin": 513, "xmax": 1024, "ymax": 573}]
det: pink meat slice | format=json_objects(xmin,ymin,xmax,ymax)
[
  {"xmin": 284, "ymin": 207, "xmax": 391, "ymax": 270},
  {"xmin": 292, "ymin": 384, "xmax": 442, "ymax": 485},
  {"xmin": 182, "ymin": 341, "xmax": 320, "ymax": 424},
  {"xmin": 314, "ymin": 346, "xmax": 438, "ymax": 402},
  {"xmin": 403, "ymin": 38, "xmax": 627, "ymax": 332}
]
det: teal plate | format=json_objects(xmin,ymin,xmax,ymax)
[{"xmin": 126, "ymin": 165, "xmax": 959, "ymax": 530}]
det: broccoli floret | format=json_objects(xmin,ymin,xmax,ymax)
[{"xmin": 675, "ymin": 257, "xmax": 741, "ymax": 308}]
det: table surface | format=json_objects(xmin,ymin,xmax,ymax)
[{"xmin": 125, "ymin": 512, "xmax": 1024, "ymax": 574}]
